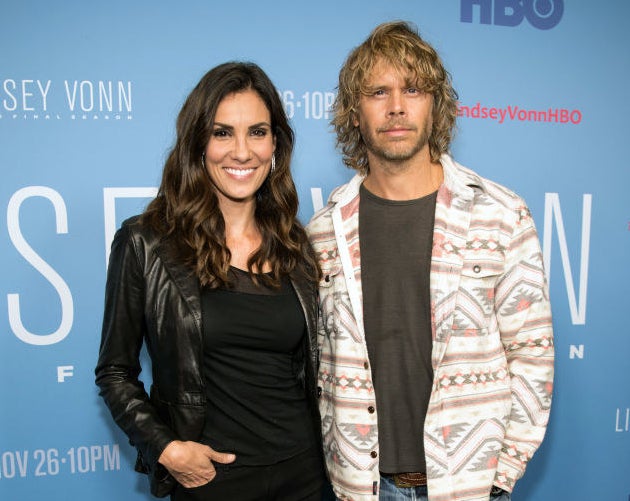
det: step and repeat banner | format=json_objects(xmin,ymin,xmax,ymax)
[{"xmin": 1, "ymin": 1, "xmax": 629, "ymax": 500}]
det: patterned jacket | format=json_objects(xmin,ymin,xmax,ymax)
[{"xmin": 306, "ymin": 155, "xmax": 554, "ymax": 501}]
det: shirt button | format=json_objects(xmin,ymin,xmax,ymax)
[
  {"xmin": 364, "ymin": 361, "xmax": 369, "ymax": 370},
  {"xmin": 473, "ymin": 265, "xmax": 481, "ymax": 273},
  {"xmin": 370, "ymin": 451, "xmax": 378, "ymax": 458},
  {"xmin": 368, "ymin": 406, "xmax": 375, "ymax": 414},
  {"xmin": 324, "ymin": 275, "xmax": 330, "ymax": 282}
]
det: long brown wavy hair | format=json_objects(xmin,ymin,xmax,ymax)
[
  {"xmin": 142, "ymin": 62, "xmax": 319, "ymax": 288},
  {"xmin": 333, "ymin": 21, "xmax": 459, "ymax": 174}
]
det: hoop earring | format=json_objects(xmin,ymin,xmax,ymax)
[{"xmin": 271, "ymin": 154, "xmax": 276, "ymax": 173}]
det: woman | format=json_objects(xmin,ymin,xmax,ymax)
[{"xmin": 95, "ymin": 62, "xmax": 325, "ymax": 500}]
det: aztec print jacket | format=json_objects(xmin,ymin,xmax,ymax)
[{"xmin": 306, "ymin": 155, "xmax": 554, "ymax": 501}]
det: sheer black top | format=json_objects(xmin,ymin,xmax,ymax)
[{"xmin": 199, "ymin": 267, "xmax": 316, "ymax": 465}]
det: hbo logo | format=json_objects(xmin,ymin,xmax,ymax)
[{"xmin": 461, "ymin": 0, "xmax": 564, "ymax": 30}]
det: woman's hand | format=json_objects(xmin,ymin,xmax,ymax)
[{"xmin": 158, "ymin": 440, "xmax": 236, "ymax": 488}]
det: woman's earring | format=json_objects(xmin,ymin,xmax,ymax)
[
  {"xmin": 201, "ymin": 152, "xmax": 206, "ymax": 167},
  {"xmin": 271, "ymin": 154, "xmax": 276, "ymax": 173}
]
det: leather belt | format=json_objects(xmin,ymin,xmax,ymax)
[{"xmin": 382, "ymin": 472, "xmax": 427, "ymax": 487}]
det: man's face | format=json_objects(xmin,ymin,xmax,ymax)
[{"xmin": 354, "ymin": 59, "xmax": 434, "ymax": 166}]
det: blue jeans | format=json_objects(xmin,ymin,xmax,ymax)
[
  {"xmin": 377, "ymin": 475, "xmax": 512, "ymax": 500},
  {"xmin": 379, "ymin": 475, "xmax": 428, "ymax": 500}
]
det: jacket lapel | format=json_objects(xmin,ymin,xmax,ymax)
[
  {"xmin": 290, "ymin": 274, "xmax": 317, "ymax": 342},
  {"xmin": 155, "ymin": 242, "xmax": 203, "ymax": 337},
  {"xmin": 430, "ymin": 159, "xmax": 475, "ymax": 367},
  {"xmin": 332, "ymin": 175, "xmax": 365, "ymax": 341}
]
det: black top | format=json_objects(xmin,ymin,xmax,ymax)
[
  {"xmin": 359, "ymin": 184, "xmax": 436, "ymax": 473},
  {"xmin": 200, "ymin": 267, "xmax": 316, "ymax": 465}
]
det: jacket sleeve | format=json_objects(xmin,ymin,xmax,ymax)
[
  {"xmin": 494, "ymin": 204, "xmax": 554, "ymax": 491},
  {"xmin": 95, "ymin": 221, "xmax": 176, "ymax": 473}
]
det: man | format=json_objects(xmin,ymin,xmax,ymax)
[{"xmin": 307, "ymin": 21, "xmax": 554, "ymax": 501}]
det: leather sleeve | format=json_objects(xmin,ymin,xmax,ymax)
[{"xmin": 95, "ymin": 219, "xmax": 176, "ymax": 474}]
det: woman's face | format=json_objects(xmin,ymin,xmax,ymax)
[{"xmin": 204, "ymin": 89, "xmax": 275, "ymax": 208}]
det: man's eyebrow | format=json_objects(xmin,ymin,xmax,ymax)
[{"xmin": 363, "ymin": 83, "xmax": 389, "ymax": 91}]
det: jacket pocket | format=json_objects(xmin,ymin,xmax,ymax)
[{"xmin": 453, "ymin": 259, "xmax": 502, "ymax": 333}]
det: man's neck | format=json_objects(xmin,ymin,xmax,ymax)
[{"xmin": 363, "ymin": 156, "xmax": 444, "ymax": 201}]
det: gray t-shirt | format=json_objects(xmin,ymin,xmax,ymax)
[{"xmin": 359, "ymin": 183, "xmax": 436, "ymax": 474}]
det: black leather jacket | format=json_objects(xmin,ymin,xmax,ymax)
[{"xmin": 95, "ymin": 216, "xmax": 321, "ymax": 497}]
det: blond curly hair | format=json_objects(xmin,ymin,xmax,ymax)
[{"xmin": 332, "ymin": 21, "xmax": 458, "ymax": 174}]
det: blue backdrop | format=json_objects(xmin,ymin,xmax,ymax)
[{"xmin": 2, "ymin": 1, "xmax": 629, "ymax": 499}]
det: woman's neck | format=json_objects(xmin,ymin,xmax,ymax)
[{"xmin": 220, "ymin": 199, "xmax": 267, "ymax": 272}]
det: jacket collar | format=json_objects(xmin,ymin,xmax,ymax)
[{"xmin": 327, "ymin": 154, "xmax": 486, "ymax": 210}]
